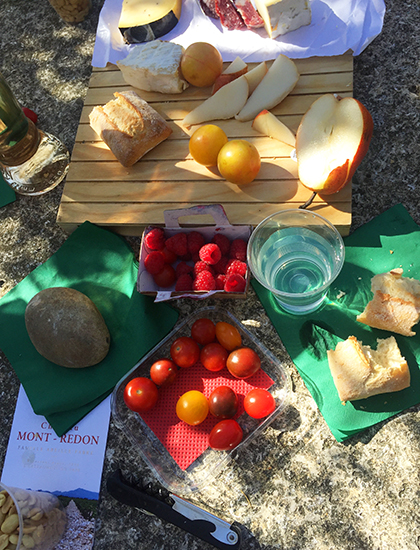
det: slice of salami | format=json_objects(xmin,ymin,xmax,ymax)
[
  {"xmin": 199, "ymin": 0, "xmax": 219, "ymax": 19},
  {"xmin": 215, "ymin": 0, "xmax": 246, "ymax": 30},
  {"xmin": 233, "ymin": 0, "xmax": 264, "ymax": 28}
]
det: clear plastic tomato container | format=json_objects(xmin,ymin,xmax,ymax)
[{"xmin": 111, "ymin": 306, "xmax": 291, "ymax": 496}]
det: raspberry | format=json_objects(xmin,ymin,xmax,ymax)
[
  {"xmin": 176, "ymin": 261, "xmax": 193, "ymax": 278},
  {"xmin": 199, "ymin": 243, "xmax": 222, "ymax": 265},
  {"xmin": 22, "ymin": 107, "xmax": 38, "ymax": 125},
  {"xmin": 193, "ymin": 270, "xmax": 216, "ymax": 291},
  {"xmin": 175, "ymin": 274, "xmax": 193, "ymax": 291},
  {"xmin": 229, "ymin": 238, "xmax": 247, "ymax": 261},
  {"xmin": 165, "ymin": 233, "xmax": 188, "ymax": 257},
  {"xmin": 160, "ymin": 246, "xmax": 178, "ymax": 264},
  {"xmin": 226, "ymin": 259, "xmax": 247, "ymax": 277},
  {"xmin": 212, "ymin": 233, "xmax": 230, "ymax": 256},
  {"xmin": 144, "ymin": 251, "xmax": 165, "ymax": 274},
  {"xmin": 187, "ymin": 231, "xmax": 206, "ymax": 254},
  {"xmin": 193, "ymin": 261, "xmax": 215, "ymax": 278},
  {"xmin": 178, "ymin": 252, "xmax": 192, "ymax": 262},
  {"xmin": 215, "ymin": 274, "xmax": 226, "ymax": 290},
  {"xmin": 224, "ymin": 274, "xmax": 246, "ymax": 293},
  {"xmin": 144, "ymin": 227, "xmax": 165, "ymax": 251},
  {"xmin": 213, "ymin": 256, "xmax": 230, "ymax": 274},
  {"xmin": 191, "ymin": 251, "xmax": 201, "ymax": 263}
]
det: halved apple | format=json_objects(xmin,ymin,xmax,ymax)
[
  {"xmin": 296, "ymin": 94, "xmax": 373, "ymax": 195},
  {"xmin": 252, "ymin": 109, "xmax": 296, "ymax": 147},
  {"xmin": 183, "ymin": 75, "xmax": 249, "ymax": 127},
  {"xmin": 212, "ymin": 57, "xmax": 248, "ymax": 94}
]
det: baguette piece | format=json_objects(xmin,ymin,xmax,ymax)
[
  {"xmin": 327, "ymin": 336, "xmax": 410, "ymax": 402},
  {"xmin": 357, "ymin": 268, "xmax": 420, "ymax": 337},
  {"xmin": 89, "ymin": 91, "xmax": 172, "ymax": 167}
]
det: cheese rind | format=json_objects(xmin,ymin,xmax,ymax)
[
  {"xmin": 118, "ymin": 0, "xmax": 182, "ymax": 43},
  {"xmin": 254, "ymin": 0, "xmax": 311, "ymax": 39},
  {"xmin": 117, "ymin": 41, "xmax": 189, "ymax": 95}
]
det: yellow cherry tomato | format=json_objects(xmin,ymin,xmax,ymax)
[{"xmin": 176, "ymin": 390, "xmax": 209, "ymax": 426}]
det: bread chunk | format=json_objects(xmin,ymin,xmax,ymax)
[
  {"xmin": 327, "ymin": 336, "xmax": 410, "ymax": 402},
  {"xmin": 357, "ymin": 269, "xmax": 420, "ymax": 336},
  {"xmin": 89, "ymin": 91, "xmax": 172, "ymax": 167}
]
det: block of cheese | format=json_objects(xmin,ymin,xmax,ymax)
[
  {"xmin": 254, "ymin": 0, "xmax": 311, "ymax": 39},
  {"xmin": 117, "ymin": 41, "xmax": 189, "ymax": 95},
  {"xmin": 89, "ymin": 91, "xmax": 172, "ymax": 167},
  {"xmin": 118, "ymin": 0, "xmax": 182, "ymax": 43}
]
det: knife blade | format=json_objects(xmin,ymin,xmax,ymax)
[{"xmin": 107, "ymin": 469, "xmax": 241, "ymax": 550}]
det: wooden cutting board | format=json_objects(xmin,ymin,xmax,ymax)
[{"xmin": 57, "ymin": 54, "xmax": 353, "ymax": 236}]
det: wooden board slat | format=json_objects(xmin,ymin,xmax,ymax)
[{"xmin": 57, "ymin": 54, "xmax": 354, "ymax": 235}]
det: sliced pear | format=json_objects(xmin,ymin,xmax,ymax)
[
  {"xmin": 183, "ymin": 75, "xmax": 249, "ymax": 127},
  {"xmin": 252, "ymin": 109, "xmax": 296, "ymax": 147},
  {"xmin": 223, "ymin": 56, "xmax": 247, "ymax": 74},
  {"xmin": 236, "ymin": 54, "xmax": 299, "ymax": 122},
  {"xmin": 244, "ymin": 61, "xmax": 268, "ymax": 95}
]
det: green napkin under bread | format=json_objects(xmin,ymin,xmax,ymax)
[
  {"xmin": 0, "ymin": 221, "xmax": 179, "ymax": 436},
  {"xmin": 253, "ymin": 204, "xmax": 420, "ymax": 441}
]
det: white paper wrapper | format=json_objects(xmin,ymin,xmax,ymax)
[{"xmin": 92, "ymin": 0, "xmax": 385, "ymax": 67}]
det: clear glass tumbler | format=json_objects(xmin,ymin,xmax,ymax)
[
  {"xmin": 0, "ymin": 72, "xmax": 69, "ymax": 196},
  {"xmin": 0, "ymin": 481, "xmax": 67, "ymax": 550},
  {"xmin": 248, "ymin": 209, "xmax": 345, "ymax": 315}
]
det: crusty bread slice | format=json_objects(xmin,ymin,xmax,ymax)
[
  {"xmin": 89, "ymin": 91, "xmax": 172, "ymax": 167},
  {"xmin": 357, "ymin": 269, "xmax": 420, "ymax": 337},
  {"xmin": 327, "ymin": 335, "xmax": 410, "ymax": 402}
]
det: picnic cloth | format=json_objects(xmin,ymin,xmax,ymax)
[
  {"xmin": 253, "ymin": 204, "xmax": 420, "ymax": 441},
  {"xmin": 0, "ymin": 172, "xmax": 16, "ymax": 207},
  {"xmin": 0, "ymin": 221, "xmax": 179, "ymax": 436}
]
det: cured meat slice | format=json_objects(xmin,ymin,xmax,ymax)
[
  {"xmin": 215, "ymin": 0, "xmax": 246, "ymax": 29},
  {"xmin": 234, "ymin": 0, "xmax": 264, "ymax": 28},
  {"xmin": 199, "ymin": 0, "xmax": 219, "ymax": 19}
]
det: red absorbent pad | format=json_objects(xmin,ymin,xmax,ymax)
[{"xmin": 140, "ymin": 364, "xmax": 274, "ymax": 470}]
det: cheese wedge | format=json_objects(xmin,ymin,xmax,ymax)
[
  {"xmin": 254, "ymin": 0, "xmax": 311, "ymax": 39},
  {"xmin": 183, "ymin": 75, "xmax": 249, "ymax": 127},
  {"xmin": 236, "ymin": 54, "xmax": 299, "ymax": 122},
  {"xmin": 118, "ymin": 0, "xmax": 182, "ymax": 44}
]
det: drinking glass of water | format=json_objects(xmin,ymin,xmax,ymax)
[
  {"xmin": 248, "ymin": 209, "xmax": 345, "ymax": 315},
  {"xmin": 0, "ymin": 72, "xmax": 69, "ymax": 196}
]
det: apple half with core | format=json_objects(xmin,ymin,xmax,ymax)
[{"xmin": 296, "ymin": 94, "xmax": 373, "ymax": 195}]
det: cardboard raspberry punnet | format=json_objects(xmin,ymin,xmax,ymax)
[{"xmin": 137, "ymin": 205, "xmax": 252, "ymax": 301}]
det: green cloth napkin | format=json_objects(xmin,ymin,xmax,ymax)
[
  {"xmin": 0, "ymin": 221, "xmax": 179, "ymax": 436},
  {"xmin": 0, "ymin": 172, "xmax": 16, "ymax": 207},
  {"xmin": 253, "ymin": 204, "xmax": 420, "ymax": 441}
]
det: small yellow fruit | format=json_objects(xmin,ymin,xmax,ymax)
[
  {"xmin": 217, "ymin": 139, "xmax": 261, "ymax": 185},
  {"xmin": 189, "ymin": 125, "xmax": 228, "ymax": 166},
  {"xmin": 181, "ymin": 42, "xmax": 223, "ymax": 87}
]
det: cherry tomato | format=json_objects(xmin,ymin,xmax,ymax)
[
  {"xmin": 170, "ymin": 336, "xmax": 200, "ymax": 368},
  {"xmin": 123, "ymin": 377, "xmax": 159, "ymax": 412},
  {"xmin": 153, "ymin": 264, "xmax": 176, "ymax": 288},
  {"xmin": 244, "ymin": 389, "xmax": 276, "ymax": 419},
  {"xmin": 215, "ymin": 321, "xmax": 242, "ymax": 351},
  {"xmin": 209, "ymin": 386, "xmax": 238, "ymax": 419},
  {"xmin": 200, "ymin": 342, "xmax": 228, "ymax": 372},
  {"xmin": 209, "ymin": 419, "xmax": 243, "ymax": 451},
  {"xmin": 226, "ymin": 347, "xmax": 261, "ymax": 379},
  {"xmin": 191, "ymin": 317, "xmax": 216, "ymax": 346},
  {"xmin": 150, "ymin": 359, "xmax": 178, "ymax": 387},
  {"xmin": 176, "ymin": 390, "xmax": 209, "ymax": 425}
]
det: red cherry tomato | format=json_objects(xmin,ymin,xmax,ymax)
[
  {"xmin": 123, "ymin": 377, "xmax": 159, "ymax": 412},
  {"xmin": 226, "ymin": 347, "xmax": 261, "ymax": 379},
  {"xmin": 215, "ymin": 321, "xmax": 242, "ymax": 351},
  {"xmin": 170, "ymin": 336, "xmax": 200, "ymax": 368},
  {"xmin": 191, "ymin": 318, "xmax": 216, "ymax": 346},
  {"xmin": 153, "ymin": 264, "xmax": 176, "ymax": 288},
  {"xmin": 150, "ymin": 359, "xmax": 178, "ymax": 386},
  {"xmin": 176, "ymin": 390, "xmax": 209, "ymax": 425},
  {"xmin": 209, "ymin": 419, "xmax": 243, "ymax": 451},
  {"xmin": 244, "ymin": 389, "xmax": 276, "ymax": 419},
  {"xmin": 208, "ymin": 386, "xmax": 238, "ymax": 419},
  {"xmin": 200, "ymin": 342, "xmax": 228, "ymax": 372}
]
